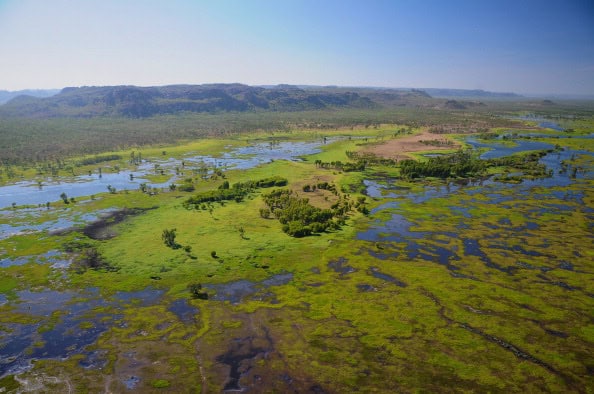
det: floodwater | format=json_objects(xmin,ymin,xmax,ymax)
[
  {"xmin": 359, "ymin": 132, "xmax": 593, "ymax": 273},
  {"xmin": 465, "ymin": 137, "xmax": 555, "ymax": 159},
  {"xmin": 0, "ymin": 140, "xmax": 324, "ymax": 209},
  {"xmin": 0, "ymin": 287, "xmax": 164, "ymax": 377},
  {"xmin": 205, "ymin": 273, "xmax": 293, "ymax": 304},
  {"xmin": 0, "ymin": 208, "xmax": 116, "ymax": 241},
  {"xmin": 0, "ymin": 130, "xmax": 591, "ymax": 382}
]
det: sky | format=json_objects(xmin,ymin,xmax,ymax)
[{"xmin": 0, "ymin": 0, "xmax": 593, "ymax": 95}]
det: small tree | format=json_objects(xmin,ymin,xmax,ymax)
[
  {"xmin": 188, "ymin": 283, "xmax": 208, "ymax": 299},
  {"xmin": 162, "ymin": 228, "xmax": 179, "ymax": 249},
  {"xmin": 60, "ymin": 192, "xmax": 69, "ymax": 204}
]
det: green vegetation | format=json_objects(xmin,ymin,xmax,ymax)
[
  {"xmin": 263, "ymin": 189, "xmax": 339, "ymax": 237},
  {"xmin": 400, "ymin": 149, "xmax": 486, "ymax": 179},
  {"xmin": 0, "ymin": 102, "xmax": 592, "ymax": 392},
  {"xmin": 398, "ymin": 148, "xmax": 555, "ymax": 180},
  {"xmin": 161, "ymin": 228, "xmax": 179, "ymax": 249},
  {"xmin": 182, "ymin": 176, "xmax": 287, "ymax": 209}
]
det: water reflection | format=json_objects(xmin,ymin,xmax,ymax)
[
  {"xmin": 359, "ymin": 133, "xmax": 593, "ymax": 274},
  {"xmin": 0, "ymin": 140, "xmax": 324, "ymax": 209},
  {"xmin": 0, "ymin": 287, "xmax": 164, "ymax": 377}
]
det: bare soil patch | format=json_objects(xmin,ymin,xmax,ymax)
[{"xmin": 363, "ymin": 131, "xmax": 460, "ymax": 161}]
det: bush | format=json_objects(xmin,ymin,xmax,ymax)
[
  {"xmin": 188, "ymin": 283, "xmax": 208, "ymax": 300},
  {"xmin": 162, "ymin": 228, "xmax": 179, "ymax": 249}
]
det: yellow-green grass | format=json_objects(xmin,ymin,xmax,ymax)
[{"xmin": 2, "ymin": 123, "xmax": 593, "ymax": 392}]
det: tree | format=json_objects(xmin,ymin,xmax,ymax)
[
  {"xmin": 60, "ymin": 192, "xmax": 69, "ymax": 204},
  {"xmin": 188, "ymin": 283, "xmax": 208, "ymax": 299},
  {"xmin": 162, "ymin": 228, "xmax": 179, "ymax": 249}
]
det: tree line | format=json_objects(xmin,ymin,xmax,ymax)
[{"xmin": 183, "ymin": 176, "xmax": 288, "ymax": 209}]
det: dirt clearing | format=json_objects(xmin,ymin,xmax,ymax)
[{"xmin": 363, "ymin": 131, "xmax": 460, "ymax": 160}]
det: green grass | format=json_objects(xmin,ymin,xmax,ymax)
[{"xmin": 1, "ymin": 121, "xmax": 593, "ymax": 392}]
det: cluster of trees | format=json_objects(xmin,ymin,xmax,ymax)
[
  {"xmin": 399, "ymin": 148, "xmax": 557, "ymax": 181},
  {"xmin": 78, "ymin": 154, "xmax": 122, "ymax": 166},
  {"xmin": 399, "ymin": 150, "xmax": 486, "ymax": 179},
  {"xmin": 62, "ymin": 241, "xmax": 118, "ymax": 273},
  {"xmin": 345, "ymin": 151, "xmax": 398, "ymax": 166},
  {"xmin": 261, "ymin": 186, "xmax": 365, "ymax": 237},
  {"xmin": 419, "ymin": 138, "xmax": 454, "ymax": 147},
  {"xmin": 488, "ymin": 150, "xmax": 553, "ymax": 178},
  {"xmin": 313, "ymin": 159, "xmax": 366, "ymax": 172},
  {"xmin": 302, "ymin": 181, "xmax": 338, "ymax": 194},
  {"xmin": 262, "ymin": 189, "xmax": 337, "ymax": 237},
  {"xmin": 183, "ymin": 176, "xmax": 288, "ymax": 210}
]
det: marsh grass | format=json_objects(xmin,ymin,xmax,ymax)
[{"xmin": 1, "ymin": 119, "xmax": 593, "ymax": 392}]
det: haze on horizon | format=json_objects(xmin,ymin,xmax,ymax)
[{"xmin": 0, "ymin": 0, "xmax": 593, "ymax": 96}]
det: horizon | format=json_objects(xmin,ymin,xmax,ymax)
[
  {"xmin": 1, "ymin": 0, "xmax": 593, "ymax": 95},
  {"xmin": 3, "ymin": 84, "xmax": 594, "ymax": 100}
]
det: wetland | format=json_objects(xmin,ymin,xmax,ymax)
[{"xmin": 0, "ymin": 106, "xmax": 593, "ymax": 393}]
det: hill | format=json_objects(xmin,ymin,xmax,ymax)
[
  {"xmin": 0, "ymin": 89, "xmax": 60, "ymax": 104},
  {"xmin": 422, "ymin": 88, "xmax": 522, "ymax": 99},
  {"xmin": 0, "ymin": 84, "xmax": 440, "ymax": 118}
]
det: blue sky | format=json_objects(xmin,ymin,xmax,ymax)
[{"xmin": 0, "ymin": 0, "xmax": 592, "ymax": 95}]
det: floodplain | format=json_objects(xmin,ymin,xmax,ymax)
[{"xmin": 0, "ymin": 108, "xmax": 593, "ymax": 393}]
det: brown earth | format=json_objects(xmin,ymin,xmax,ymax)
[{"xmin": 362, "ymin": 131, "xmax": 460, "ymax": 161}]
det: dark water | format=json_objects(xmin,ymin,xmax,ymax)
[
  {"xmin": 369, "ymin": 267, "xmax": 407, "ymax": 287},
  {"xmin": 205, "ymin": 273, "xmax": 293, "ymax": 304},
  {"xmin": 359, "ymin": 133, "xmax": 593, "ymax": 273},
  {"xmin": 168, "ymin": 299, "xmax": 199, "ymax": 324},
  {"xmin": 0, "ymin": 287, "xmax": 164, "ymax": 377}
]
